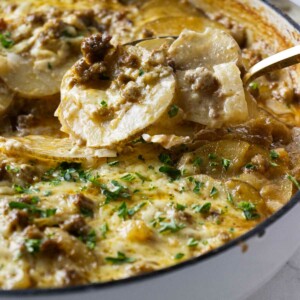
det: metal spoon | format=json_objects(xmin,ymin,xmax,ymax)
[{"xmin": 125, "ymin": 36, "xmax": 300, "ymax": 85}]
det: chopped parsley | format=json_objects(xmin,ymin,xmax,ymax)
[
  {"xmin": 237, "ymin": 201, "xmax": 260, "ymax": 220},
  {"xmin": 85, "ymin": 230, "xmax": 97, "ymax": 250},
  {"xmin": 158, "ymin": 218, "xmax": 186, "ymax": 233},
  {"xmin": 117, "ymin": 201, "xmax": 146, "ymax": 219},
  {"xmin": 80, "ymin": 206, "xmax": 93, "ymax": 218},
  {"xmin": 270, "ymin": 150, "xmax": 279, "ymax": 160},
  {"xmin": 105, "ymin": 252, "xmax": 135, "ymax": 264},
  {"xmin": 5, "ymin": 165, "xmax": 19, "ymax": 173},
  {"xmin": 187, "ymin": 238, "xmax": 198, "ymax": 247},
  {"xmin": 168, "ymin": 104, "xmax": 179, "ymax": 118},
  {"xmin": 120, "ymin": 173, "xmax": 136, "ymax": 182},
  {"xmin": 0, "ymin": 32, "xmax": 14, "ymax": 49},
  {"xmin": 192, "ymin": 202, "xmax": 211, "ymax": 214},
  {"xmin": 193, "ymin": 157, "xmax": 203, "ymax": 167},
  {"xmin": 159, "ymin": 166, "xmax": 181, "ymax": 180},
  {"xmin": 117, "ymin": 202, "xmax": 128, "ymax": 220},
  {"xmin": 139, "ymin": 69, "xmax": 145, "ymax": 76},
  {"xmin": 107, "ymin": 160, "xmax": 119, "ymax": 167},
  {"xmin": 227, "ymin": 193, "xmax": 234, "ymax": 204},
  {"xmin": 193, "ymin": 180, "xmax": 203, "ymax": 194},
  {"xmin": 101, "ymin": 181, "xmax": 130, "ymax": 204},
  {"xmin": 100, "ymin": 223, "xmax": 109, "ymax": 239},
  {"xmin": 287, "ymin": 174, "xmax": 300, "ymax": 190},
  {"xmin": 9, "ymin": 201, "xmax": 57, "ymax": 218},
  {"xmin": 42, "ymin": 162, "xmax": 92, "ymax": 185},
  {"xmin": 245, "ymin": 163, "xmax": 255, "ymax": 170},
  {"xmin": 175, "ymin": 203, "xmax": 186, "ymax": 211},
  {"xmin": 210, "ymin": 186, "xmax": 218, "ymax": 197},
  {"xmin": 174, "ymin": 253, "xmax": 185, "ymax": 260},
  {"xmin": 222, "ymin": 158, "xmax": 231, "ymax": 171},
  {"xmin": 208, "ymin": 153, "xmax": 217, "ymax": 160},
  {"xmin": 158, "ymin": 153, "xmax": 173, "ymax": 165},
  {"xmin": 249, "ymin": 81, "xmax": 259, "ymax": 90},
  {"xmin": 135, "ymin": 172, "xmax": 150, "ymax": 183},
  {"xmin": 100, "ymin": 100, "xmax": 108, "ymax": 108},
  {"xmin": 128, "ymin": 202, "xmax": 146, "ymax": 216},
  {"xmin": 24, "ymin": 239, "xmax": 41, "ymax": 254}
]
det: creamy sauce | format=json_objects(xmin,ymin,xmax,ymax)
[{"xmin": 0, "ymin": 0, "xmax": 299, "ymax": 290}]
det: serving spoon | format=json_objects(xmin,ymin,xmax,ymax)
[{"xmin": 125, "ymin": 36, "xmax": 300, "ymax": 85}]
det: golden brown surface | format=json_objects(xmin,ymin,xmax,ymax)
[{"xmin": 0, "ymin": 0, "xmax": 299, "ymax": 290}]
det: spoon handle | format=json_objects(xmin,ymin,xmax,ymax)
[{"xmin": 243, "ymin": 45, "xmax": 300, "ymax": 85}]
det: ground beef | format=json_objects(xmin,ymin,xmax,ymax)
[
  {"xmin": 7, "ymin": 210, "xmax": 29, "ymax": 232},
  {"xmin": 26, "ymin": 12, "xmax": 46, "ymax": 25},
  {"xmin": 74, "ymin": 58, "xmax": 108, "ymax": 83},
  {"xmin": 81, "ymin": 33, "xmax": 113, "ymax": 64},
  {"xmin": 23, "ymin": 225, "xmax": 43, "ymax": 239},
  {"xmin": 121, "ymin": 81, "xmax": 141, "ymax": 102},
  {"xmin": 184, "ymin": 67, "xmax": 220, "ymax": 94},
  {"xmin": 61, "ymin": 214, "xmax": 90, "ymax": 237},
  {"xmin": 0, "ymin": 18, "xmax": 7, "ymax": 31},
  {"xmin": 119, "ymin": 52, "xmax": 140, "ymax": 68},
  {"xmin": 68, "ymin": 193, "xmax": 95, "ymax": 217}
]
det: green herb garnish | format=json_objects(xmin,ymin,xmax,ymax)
[
  {"xmin": 193, "ymin": 202, "xmax": 211, "ymax": 214},
  {"xmin": 120, "ymin": 173, "xmax": 136, "ymax": 182},
  {"xmin": 159, "ymin": 166, "xmax": 181, "ymax": 180},
  {"xmin": 187, "ymin": 238, "xmax": 198, "ymax": 247},
  {"xmin": 222, "ymin": 158, "xmax": 231, "ymax": 171},
  {"xmin": 168, "ymin": 104, "xmax": 179, "ymax": 118},
  {"xmin": 193, "ymin": 180, "xmax": 203, "ymax": 194},
  {"xmin": 105, "ymin": 252, "xmax": 135, "ymax": 264},
  {"xmin": 287, "ymin": 174, "xmax": 300, "ymax": 190},
  {"xmin": 24, "ymin": 239, "xmax": 41, "ymax": 254},
  {"xmin": 158, "ymin": 218, "xmax": 185, "ymax": 233},
  {"xmin": 237, "ymin": 201, "xmax": 260, "ymax": 220},
  {"xmin": 174, "ymin": 253, "xmax": 184, "ymax": 260},
  {"xmin": 210, "ymin": 187, "xmax": 218, "ymax": 197},
  {"xmin": 101, "ymin": 223, "xmax": 109, "ymax": 238},
  {"xmin": 0, "ymin": 32, "xmax": 14, "ymax": 49}
]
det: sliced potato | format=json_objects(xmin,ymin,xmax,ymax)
[
  {"xmin": 0, "ymin": 136, "xmax": 116, "ymax": 162},
  {"xmin": 168, "ymin": 29, "xmax": 248, "ymax": 127},
  {"xmin": 0, "ymin": 6, "xmax": 102, "ymax": 98},
  {"xmin": 58, "ymin": 43, "xmax": 175, "ymax": 148},
  {"xmin": 225, "ymin": 179, "xmax": 269, "ymax": 219},
  {"xmin": 178, "ymin": 140, "xmax": 250, "ymax": 178},
  {"xmin": 0, "ymin": 79, "xmax": 13, "ymax": 115},
  {"xmin": 136, "ymin": 16, "xmax": 226, "ymax": 37},
  {"xmin": 0, "ymin": 53, "xmax": 77, "ymax": 98},
  {"xmin": 168, "ymin": 28, "xmax": 242, "ymax": 70}
]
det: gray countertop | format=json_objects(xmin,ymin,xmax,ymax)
[{"xmin": 248, "ymin": 1, "xmax": 300, "ymax": 299}]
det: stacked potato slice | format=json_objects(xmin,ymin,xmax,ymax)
[{"xmin": 57, "ymin": 28, "xmax": 250, "ymax": 149}]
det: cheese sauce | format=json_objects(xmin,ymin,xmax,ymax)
[{"xmin": 0, "ymin": 0, "xmax": 299, "ymax": 290}]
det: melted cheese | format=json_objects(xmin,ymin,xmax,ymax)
[{"xmin": 0, "ymin": 0, "xmax": 298, "ymax": 290}]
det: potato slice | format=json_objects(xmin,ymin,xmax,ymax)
[
  {"xmin": 58, "ymin": 43, "xmax": 175, "ymax": 148},
  {"xmin": 0, "ymin": 6, "xmax": 103, "ymax": 98},
  {"xmin": 0, "ymin": 136, "xmax": 116, "ymax": 162},
  {"xmin": 178, "ymin": 140, "xmax": 250, "ymax": 178},
  {"xmin": 0, "ymin": 53, "xmax": 77, "ymax": 98},
  {"xmin": 136, "ymin": 16, "xmax": 226, "ymax": 37},
  {"xmin": 0, "ymin": 79, "xmax": 13, "ymax": 115},
  {"xmin": 168, "ymin": 29, "xmax": 248, "ymax": 127},
  {"xmin": 169, "ymin": 28, "xmax": 242, "ymax": 70}
]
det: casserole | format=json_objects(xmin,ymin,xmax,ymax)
[{"xmin": 1, "ymin": 0, "xmax": 300, "ymax": 299}]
